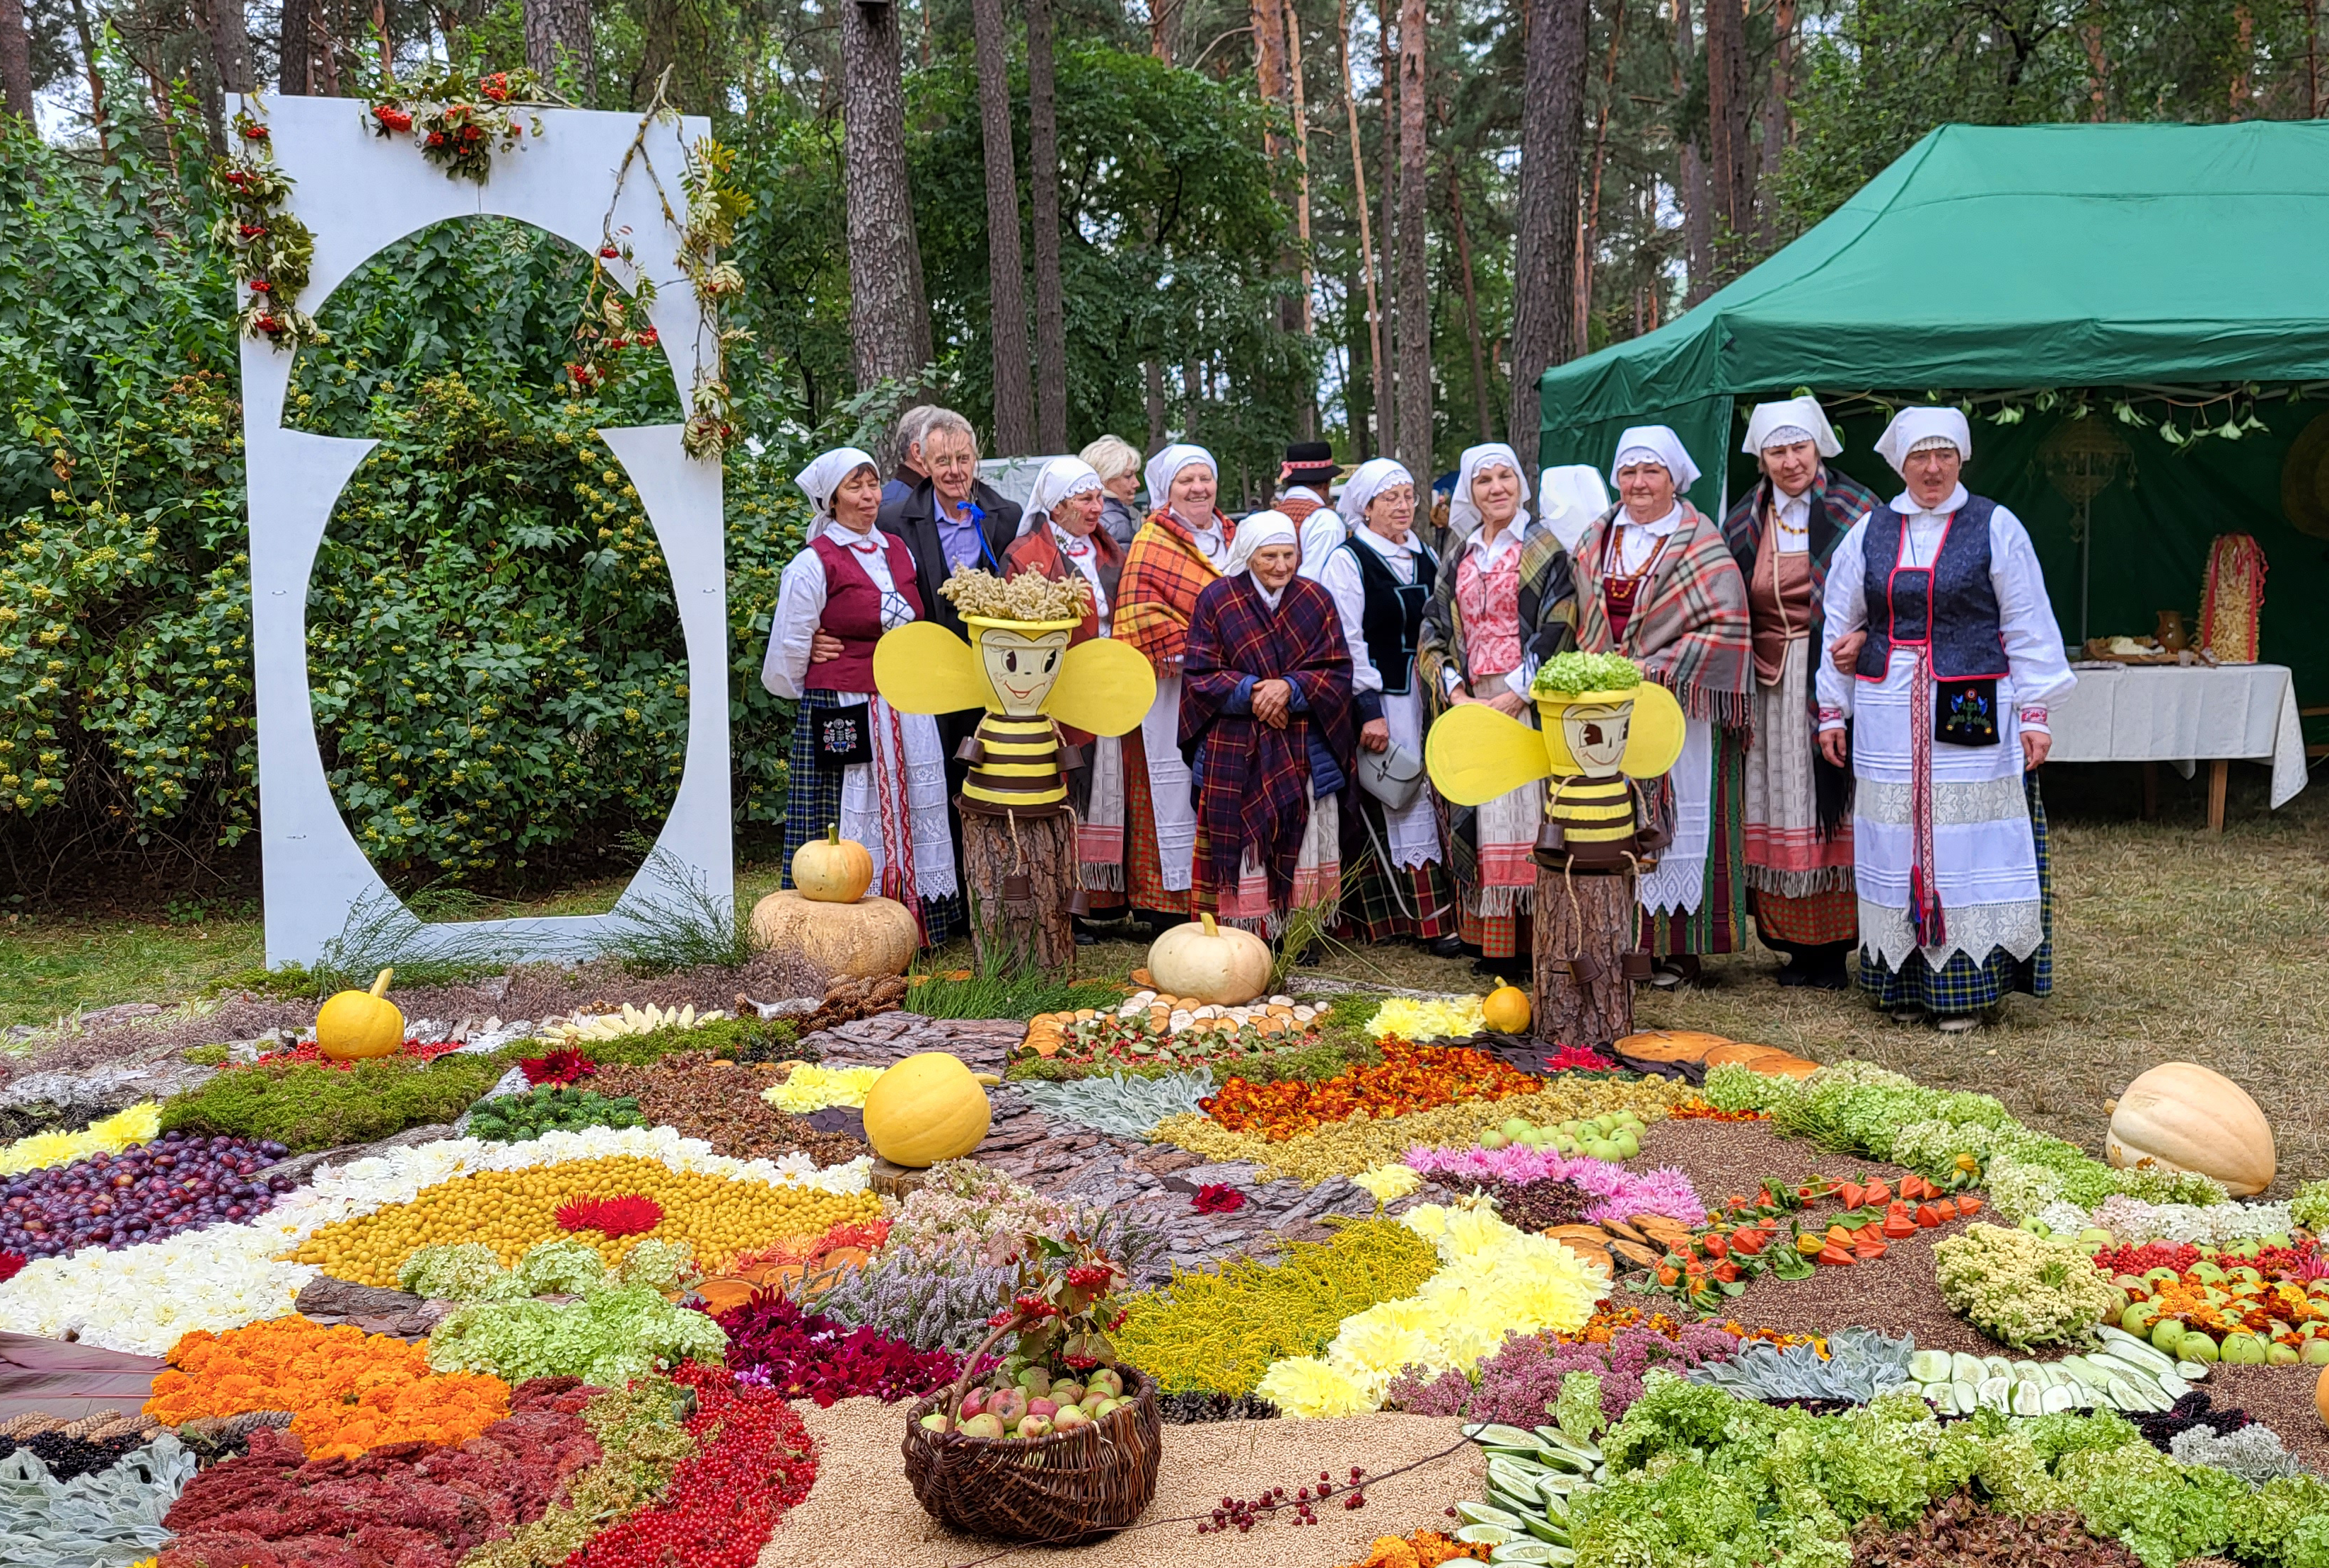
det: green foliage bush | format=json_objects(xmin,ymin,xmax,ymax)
[
  {"xmin": 159, "ymin": 1047, "xmax": 525, "ymax": 1151},
  {"xmin": 465, "ymin": 1084, "xmax": 646, "ymax": 1142}
]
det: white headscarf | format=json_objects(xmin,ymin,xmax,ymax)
[
  {"xmin": 1017, "ymin": 455, "xmax": 1103, "ymax": 538},
  {"xmin": 794, "ymin": 446, "xmax": 881, "ymax": 524},
  {"xmin": 1743, "ymin": 395, "xmax": 1842, "ymax": 458},
  {"xmin": 1336, "ymin": 457, "xmax": 1414, "ymax": 529},
  {"xmin": 1143, "ymin": 443, "xmax": 1216, "ymax": 521},
  {"xmin": 1608, "ymin": 425, "xmax": 1702, "ymax": 493},
  {"xmin": 1874, "ymin": 407, "xmax": 1973, "ymax": 474},
  {"xmin": 1224, "ymin": 509, "xmax": 1299, "ymax": 581},
  {"xmin": 1449, "ymin": 443, "xmax": 1532, "ymax": 538},
  {"xmin": 1537, "ymin": 464, "xmax": 1613, "ymax": 552}
]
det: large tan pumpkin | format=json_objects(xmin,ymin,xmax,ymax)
[
  {"xmin": 748, "ymin": 890, "xmax": 918, "ymax": 979},
  {"xmin": 2106, "ymin": 1062, "xmax": 2275, "ymax": 1197},
  {"xmin": 1146, "ymin": 913, "xmax": 1274, "ymax": 1006}
]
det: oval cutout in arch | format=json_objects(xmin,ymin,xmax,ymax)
[{"xmin": 296, "ymin": 218, "xmax": 688, "ymax": 911}]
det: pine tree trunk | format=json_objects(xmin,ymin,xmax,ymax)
[
  {"xmin": 1027, "ymin": 0, "xmax": 1069, "ymax": 452},
  {"xmin": 1376, "ymin": 8, "xmax": 1397, "ymax": 449},
  {"xmin": 526, "ymin": 0, "xmax": 595, "ymax": 98},
  {"xmin": 841, "ymin": 0, "xmax": 936, "ymax": 389},
  {"xmin": 1532, "ymin": 866, "xmax": 1636, "ymax": 1050},
  {"xmin": 1144, "ymin": 360, "xmax": 1168, "ymax": 453},
  {"xmin": 202, "ymin": 0, "xmax": 252, "ymax": 93},
  {"xmin": 1758, "ymin": 0, "xmax": 1791, "ymax": 248},
  {"xmin": 279, "ymin": 0, "xmax": 312, "ymax": 93},
  {"xmin": 1393, "ymin": 0, "xmax": 1431, "ymax": 478},
  {"xmin": 1673, "ymin": 0, "xmax": 1714, "ymax": 303},
  {"xmin": 1703, "ymin": 0, "xmax": 1752, "ymax": 246},
  {"xmin": 971, "ymin": 0, "xmax": 1036, "ymax": 455},
  {"xmin": 1338, "ymin": 0, "xmax": 1388, "ymax": 456},
  {"xmin": 960, "ymin": 810, "xmax": 1078, "ymax": 978},
  {"xmin": 1508, "ymin": 0, "xmax": 1588, "ymax": 452},
  {"xmin": 0, "ymin": 0, "xmax": 28, "ymax": 128},
  {"xmin": 1446, "ymin": 160, "xmax": 1493, "ymax": 443}
]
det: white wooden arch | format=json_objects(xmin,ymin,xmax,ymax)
[{"xmin": 232, "ymin": 92, "xmax": 731, "ymax": 968}]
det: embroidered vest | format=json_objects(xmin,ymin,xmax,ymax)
[
  {"xmin": 1341, "ymin": 535, "xmax": 1436, "ymax": 697},
  {"xmin": 806, "ymin": 532, "xmax": 922, "ymax": 692},
  {"xmin": 1853, "ymin": 497, "xmax": 2009, "ymax": 682}
]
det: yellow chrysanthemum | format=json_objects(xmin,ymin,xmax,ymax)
[
  {"xmin": 757, "ymin": 1064, "xmax": 884, "ymax": 1113},
  {"xmin": 1399, "ymin": 1202, "xmax": 1452, "ymax": 1241},
  {"xmin": 1255, "ymin": 1355, "xmax": 1374, "ymax": 1418},
  {"xmin": 1351, "ymin": 1163, "xmax": 1424, "ymax": 1203},
  {"xmin": 1326, "ymin": 1307, "xmax": 1439, "ymax": 1379},
  {"xmin": 0, "ymin": 1102, "xmax": 164, "ymax": 1175},
  {"xmin": 1364, "ymin": 997, "xmax": 1488, "ymax": 1043}
]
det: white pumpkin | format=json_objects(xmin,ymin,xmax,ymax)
[
  {"xmin": 2106, "ymin": 1062, "xmax": 2275, "ymax": 1197},
  {"xmin": 1145, "ymin": 913, "xmax": 1274, "ymax": 1006}
]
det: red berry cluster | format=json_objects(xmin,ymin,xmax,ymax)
[
  {"xmin": 570, "ymin": 1363, "xmax": 818, "ymax": 1568},
  {"xmin": 1194, "ymin": 1467, "xmax": 1366, "ymax": 1534}
]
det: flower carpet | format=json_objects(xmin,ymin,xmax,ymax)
[{"xmin": 1, "ymin": 976, "xmax": 2325, "ymax": 1568}]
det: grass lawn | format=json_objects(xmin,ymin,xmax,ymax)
[{"xmin": 8, "ymin": 763, "xmax": 2323, "ymax": 1182}]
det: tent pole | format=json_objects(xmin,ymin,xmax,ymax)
[{"xmin": 2078, "ymin": 500, "xmax": 2091, "ymax": 645}]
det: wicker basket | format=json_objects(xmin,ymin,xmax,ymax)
[{"xmin": 902, "ymin": 1364, "xmax": 1163, "ymax": 1543}]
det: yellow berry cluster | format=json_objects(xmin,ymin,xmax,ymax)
[{"xmin": 285, "ymin": 1155, "xmax": 881, "ymax": 1285}]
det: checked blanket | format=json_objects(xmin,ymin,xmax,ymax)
[
  {"xmin": 1573, "ymin": 501, "xmax": 1755, "ymax": 731},
  {"xmin": 1178, "ymin": 574, "xmax": 1355, "ymax": 911}
]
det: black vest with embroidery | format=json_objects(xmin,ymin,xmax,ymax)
[
  {"xmin": 1342, "ymin": 535, "xmax": 1437, "ymax": 697},
  {"xmin": 1853, "ymin": 496, "xmax": 2010, "ymax": 681}
]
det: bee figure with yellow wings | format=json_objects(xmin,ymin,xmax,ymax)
[
  {"xmin": 1424, "ymin": 651, "xmax": 1686, "ymax": 870},
  {"xmin": 872, "ymin": 567, "xmax": 1156, "ymax": 816}
]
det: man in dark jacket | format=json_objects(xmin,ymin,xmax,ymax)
[
  {"xmin": 873, "ymin": 407, "xmax": 1023, "ymax": 817},
  {"xmin": 876, "ymin": 407, "xmax": 1022, "ymax": 640}
]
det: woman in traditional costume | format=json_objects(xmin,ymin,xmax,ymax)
[
  {"xmin": 1817, "ymin": 408, "xmax": 2072, "ymax": 1031},
  {"xmin": 1320, "ymin": 459, "xmax": 1460, "ymax": 952},
  {"xmin": 762, "ymin": 447, "xmax": 960, "ymax": 942},
  {"xmin": 1002, "ymin": 456, "xmax": 1129, "ymax": 934},
  {"xmin": 1569, "ymin": 426, "xmax": 1754, "ymax": 986},
  {"xmin": 1416, "ymin": 442, "xmax": 1579, "ymax": 977},
  {"xmin": 1113, "ymin": 445, "xmax": 1237, "ymax": 927},
  {"xmin": 1178, "ymin": 513, "xmax": 1355, "ymax": 931},
  {"xmin": 1721, "ymin": 396, "xmax": 1883, "ymax": 989}
]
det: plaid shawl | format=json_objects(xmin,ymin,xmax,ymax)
[
  {"xmin": 1720, "ymin": 464, "xmax": 1881, "ymax": 834},
  {"xmin": 1573, "ymin": 502, "xmax": 1755, "ymax": 731},
  {"xmin": 1414, "ymin": 525, "xmax": 1578, "ymax": 897},
  {"xmin": 1414, "ymin": 524, "xmax": 1579, "ymax": 722},
  {"xmin": 1113, "ymin": 508, "xmax": 1235, "ymax": 670},
  {"xmin": 1178, "ymin": 574, "xmax": 1355, "ymax": 907}
]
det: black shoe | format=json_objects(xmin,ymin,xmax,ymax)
[
  {"xmin": 1806, "ymin": 963, "xmax": 1850, "ymax": 992},
  {"xmin": 1776, "ymin": 964, "xmax": 1811, "ymax": 989},
  {"xmin": 1472, "ymin": 956, "xmax": 1518, "ymax": 980},
  {"xmin": 1074, "ymin": 927, "xmax": 1096, "ymax": 946},
  {"xmin": 1425, "ymin": 934, "xmax": 1467, "ymax": 959}
]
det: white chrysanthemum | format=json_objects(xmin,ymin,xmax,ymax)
[
  {"xmin": 1352, "ymin": 1163, "xmax": 1424, "ymax": 1202},
  {"xmin": 1255, "ymin": 1355, "xmax": 1375, "ymax": 1418}
]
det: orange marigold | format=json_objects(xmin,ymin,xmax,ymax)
[
  {"xmin": 144, "ymin": 1315, "xmax": 509, "ymax": 1459},
  {"xmin": 1201, "ymin": 1043, "xmax": 1542, "ymax": 1142}
]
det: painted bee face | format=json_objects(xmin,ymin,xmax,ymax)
[
  {"xmin": 976, "ymin": 627, "xmax": 1074, "ymax": 715},
  {"xmin": 1558, "ymin": 701, "xmax": 1634, "ymax": 776}
]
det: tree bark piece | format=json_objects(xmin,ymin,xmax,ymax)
[
  {"xmin": 1704, "ymin": 0, "xmax": 1753, "ymax": 246},
  {"xmin": 1509, "ymin": 0, "xmax": 1588, "ymax": 451},
  {"xmin": 842, "ymin": 0, "xmax": 936, "ymax": 390},
  {"xmin": 960, "ymin": 808, "xmax": 1078, "ymax": 978},
  {"xmin": 526, "ymin": 0, "xmax": 595, "ymax": 99},
  {"xmin": 1531, "ymin": 865, "xmax": 1635, "ymax": 1051},
  {"xmin": 971, "ymin": 0, "xmax": 1037, "ymax": 455},
  {"xmin": 1027, "ymin": 0, "xmax": 1069, "ymax": 452},
  {"xmin": 0, "ymin": 0, "xmax": 35, "ymax": 125},
  {"xmin": 1393, "ymin": 0, "xmax": 1430, "ymax": 477},
  {"xmin": 279, "ymin": 0, "xmax": 312, "ymax": 93}
]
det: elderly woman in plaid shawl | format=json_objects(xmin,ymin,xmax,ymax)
[
  {"xmin": 1721, "ymin": 396, "xmax": 1882, "ymax": 989},
  {"xmin": 1178, "ymin": 513, "xmax": 1356, "ymax": 932},
  {"xmin": 1113, "ymin": 444, "xmax": 1238, "ymax": 928},
  {"xmin": 1569, "ymin": 425, "xmax": 1755, "ymax": 987},
  {"xmin": 1415, "ymin": 442, "xmax": 1580, "ymax": 977}
]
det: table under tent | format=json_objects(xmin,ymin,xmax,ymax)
[{"xmin": 1535, "ymin": 120, "xmax": 2329, "ymax": 827}]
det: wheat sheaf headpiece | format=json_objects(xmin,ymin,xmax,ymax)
[{"xmin": 936, "ymin": 564, "xmax": 1092, "ymax": 623}]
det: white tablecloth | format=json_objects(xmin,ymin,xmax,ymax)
[{"xmin": 2047, "ymin": 662, "xmax": 2308, "ymax": 808}]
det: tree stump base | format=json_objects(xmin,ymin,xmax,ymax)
[
  {"xmin": 1531, "ymin": 864, "xmax": 1637, "ymax": 1052},
  {"xmin": 959, "ymin": 806, "xmax": 1078, "ymax": 978}
]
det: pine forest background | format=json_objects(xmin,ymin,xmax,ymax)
[{"xmin": 2, "ymin": 0, "xmax": 2323, "ymax": 902}]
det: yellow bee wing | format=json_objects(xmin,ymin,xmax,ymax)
[
  {"xmin": 1424, "ymin": 703, "xmax": 1552, "ymax": 806},
  {"xmin": 1043, "ymin": 637, "xmax": 1158, "ymax": 737},
  {"xmin": 871, "ymin": 622, "xmax": 987, "ymax": 714},
  {"xmin": 1619, "ymin": 680, "xmax": 1688, "ymax": 779}
]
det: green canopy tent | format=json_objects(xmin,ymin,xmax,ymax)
[{"xmin": 1536, "ymin": 120, "xmax": 2329, "ymax": 697}]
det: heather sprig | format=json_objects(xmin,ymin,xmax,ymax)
[
  {"xmin": 800, "ymin": 1253, "xmax": 1021, "ymax": 1354},
  {"xmin": 1383, "ymin": 1319, "xmax": 1741, "ymax": 1427},
  {"xmin": 1404, "ymin": 1142, "xmax": 1707, "ymax": 1226}
]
